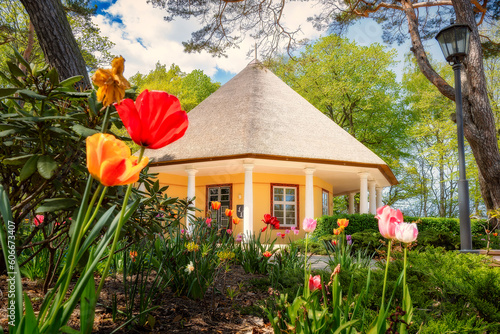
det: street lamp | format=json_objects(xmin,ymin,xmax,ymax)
[{"xmin": 435, "ymin": 21, "xmax": 473, "ymax": 251}]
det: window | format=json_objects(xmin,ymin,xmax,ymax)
[
  {"xmin": 271, "ymin": 184, "xmax": 298, "ymax": 227},
  {"xmin": 322, "ymin": 189, "xmax": 329, "ymax": 216}
]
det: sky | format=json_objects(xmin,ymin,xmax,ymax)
[{"xmin": 90, "ymin": 0, "xmax": 443, "ymax": 84}]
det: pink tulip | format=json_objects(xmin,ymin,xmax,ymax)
[
  {"xmin": 226, "ymin": 229, "xmax": 232, "ymax": 235},
  {"xmin": 395, "ymin": 223, "xmax": 418, "ymax": 243},
  {"xmin": 308, "ymin": 274, "xmax": 322, "ymax": 291},
  {"xmin": 303, "ymin": 218, "xmax": 317, "ymax": 233},
  {"xmin": 375, "ymin": 205, "xmax": 403, "ymax": 239},
  {"xmin": 206, "ymin": 218, "xmax": 212, "ymax": 227}
]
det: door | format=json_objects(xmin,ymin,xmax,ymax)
[{"xmin": 207, "ymin": 185, "xmax": 232, "ymax": 229}]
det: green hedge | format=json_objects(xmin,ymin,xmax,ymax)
[{"xmin": 314, "ymin": 214, "xmax": 490, "ymax": 239}]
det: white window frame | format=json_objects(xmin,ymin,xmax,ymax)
[{"xmin": 272, "ymin": 185, "xmax": 298, "ymax": 228}]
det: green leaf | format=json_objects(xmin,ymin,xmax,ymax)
[
  {"xmin": 13, "ymin": 48, "xmax": 30, "ymax": 70},
  {"xmin": 72, "ymin": 124, "xmax": 98, "ymax": 137},
  {"xmin": 80, "ymin": 257, "xmax": 97, "ymax": 334},
  {"xmin": 47, "ymin": 68, "xmax": 59, "ymax": 86},
  {"xmin": 60, "ymin": 326, "xmax": 80, "ymax": 334},
  {"xmin": 23, "ymin": 293, "xmax": 39, "ymax": 334},
  {"xmin": 19, "ymin": 155, "xmax": 39, "ymax": 181},
  {"xmin": 36, "ymin": 198, "xmax": 78, "ymax": 213},
  {"xmin": 0, "ymin": 88, "xmax": 18, "ymax": 98},
  {"xmin": 7, "ymin": 62, "xmax": 26, "ymax": 77},
  {"xmin": 0, "ymin": 129, "xmax": 16, "ymax": 137},
  {"xmin": 17, "ymin": 89, "xmax": 47, "ymax": 100},
  {"xmin": 37, "ymin": 155, "xmax": 58, "ymax": 179},
  {"xmin": 2, "ymin": 154, "xmax": 33, "ymax": 165},
  {"xmin": 59, "ymin": 76, "xmax": 84, "ymax": 87},
  {"xmin": 62, "ymin": 91, "xmax": 90, "ymax": 98}
]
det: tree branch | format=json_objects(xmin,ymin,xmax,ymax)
[{"xmin": 401, "ymin": 0, "xmax": 455, "ymax": 100}]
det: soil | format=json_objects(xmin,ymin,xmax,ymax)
[{"xmin": 0, "ymin": 266, "xmax": 274, "ymax": 333}]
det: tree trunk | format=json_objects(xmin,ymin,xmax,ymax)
[
  {"xmin": 404, "ymin": 0, "xmax": 500, "ymax": 212},
  {"xmin": 453, "ymin": 0, "xmax": 500, "ymax": 212},
  {"xmin": 18, "ymin": 0, "xmax": 91, "ymax": 88}
]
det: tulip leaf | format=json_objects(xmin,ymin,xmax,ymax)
[
  {"xmin": 19, "ymin": 155, "xmax": 39, "ymax": 181},
  {"xmin": 36, "ymin": 198, "xmax": 78, "ymax": 213},
  {"xmin": 72, "ymin": 124, "xmax": 98, "ymax": 137},
  {"xmin": 0, "ymin": 88, "xmax": 18, "ymax": 98},
  {"xmin": 7, "ymin": 61, "xmax": 26, "ymax": 77},
  {"xmin": 59, "ymin": 76, "xmax": 84, "ymax": 87},
  {"xmin": 37, "ymin": 155, "xmax": 58, "ymax": 179},
  {"xmin": 63, "ymin": 91, "xmax": 90, "ymax": 98}
]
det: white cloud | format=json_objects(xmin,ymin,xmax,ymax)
[{"xmin": 92, "ymin": 0, "xmax": 322, "ymax": 80}]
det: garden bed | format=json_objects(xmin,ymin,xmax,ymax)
[{"xmin": 0, "ymin": 266, "xmax": 272, "ymax": 333}]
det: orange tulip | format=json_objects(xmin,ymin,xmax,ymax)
[
  {"xmin": 211, "ymin": 201, "xmax": 221, "ymax": 210},
  {"xmin": 232, "ymin": 217, "xmax": 240, "ymax": 225},
  {"xmin": 225, "ymin": 209, "xmax": 233, "ymax": 217},
  {"xmin": 494, "ymin": 233, "xmax": 498, "ymax": 237},
  {"xmin": 337, "ymin": 219, "xmax": 349, "ymax": 228},
  {"xmin": 86, "ymin": 133, "xmax": 148, "ymax": 187},
  {"xmin": 263, "ymin": 251, "xmax": 272, "ymax": 258},
  {"xmin": 92, "ymin": 56, "xmax": 131, "ymax": 106},
  {"xmin": 333, "ymin": 228, "xmax": 341, "ymax": 235}
]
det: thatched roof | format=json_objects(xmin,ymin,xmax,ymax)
[{"xmin": 146, "ymin": 60, "xmax": 393, "ymax": 181}]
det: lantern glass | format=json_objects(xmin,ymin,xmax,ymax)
[{"xmin": 435, "ymin": 24, "xmax": 471, "ymax": 63}]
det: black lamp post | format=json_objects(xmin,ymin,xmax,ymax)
[{"xmin": 435, "ymin": 22, "xmax": 473, "ymax": 251}]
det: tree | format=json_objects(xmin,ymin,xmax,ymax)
[
  {"xmin": 18, "ymin": 0, "xmax": 91, "ymax": 87},
  {"xmin": 149, "ymin": 0, "xmax": 500, "ymax": 212},
  {"xmin": 267, "ymin": 35, "xmax": 413, "ymax": 165},
  {"xmin": 129, "ymin": 62, "xmax": 220, "ymax": 112}
]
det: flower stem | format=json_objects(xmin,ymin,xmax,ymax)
[
  {"xmin": 304, "ymin": 232, "xmax": 309, "ymax": 295},
  {"xmin": 96, "ymin": 146, "xmax": 145, "ymax": 297},
  {"xmin": 101, "ymin": 105, "xmax": 111, "ymax": 133},
  {"xmin": 381, "ymin": 239, "xmax": 392, "ymax": 310}
]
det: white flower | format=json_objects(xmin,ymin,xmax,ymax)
[
  {"xmin": 185, "ymin": 261, "xmax": 194, "ymax": 274},
  {"xmin": 395, "ymin": 223, "xmax": 418, "ymax": 243}
]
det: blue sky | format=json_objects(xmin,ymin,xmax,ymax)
[{"xmin": 90, "ymin": 0, "xmax": 443, "ymax": 84}]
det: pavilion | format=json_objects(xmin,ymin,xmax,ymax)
[{"xmin": 144, "ymin": 60, "xmax": 397, "ymax": 239}]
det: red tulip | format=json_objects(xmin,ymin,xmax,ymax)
[
  {"xmin": 308, "ymin": 275, "xmax": 322, "ymax": 291},
  {"xmin": 211, "ymin": 201, "xmax": 221, "ymax": 210},
  {"xmin": 375, "ymin": 205, "xmax": 403, "ymax": 239},
  {"xmin": 115, "ymin": 90, "xmax": 188, "ymax": 149},
  {"xmin": 263, "ymin": 251, "xmax": 272, "ymax": 258},
  {"xmin": 225, "ymin": 209, "xmax": 233, "ymax": 217}
]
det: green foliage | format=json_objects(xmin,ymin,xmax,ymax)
[
  {"xmin": 268, "ymin": 242, "xmax": 305, "ymax": 290},
  {"xmin": 418, "ymin": 312, "xmax": 490, "ymax": 334},
  {"xmin": 268, "ymin": 35, "xmax": 414, "ymax": 166},
  {"xmin": 236, "ymin": 229, "xmax": 277, "ymax": 274},
  {"xmin": 129, "ymin": 62, "xmax": 220, "ymax": 112},
  {"xmin": 314, "ymin": 214, "xmax": 378, "ymax": 238},
  {"xmin": 155, "ymin": 217, "xmax": 235, "ymax": 299}
]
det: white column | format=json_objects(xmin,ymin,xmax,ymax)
[
  {"xmin": 186, "ymin": 168, "xmax": 197, "ymax": 230},
  {"xmin": 369, "ymin": 180, "xmax": 376, "ymax": 214},
  {"xmin": 359, "ymin": 172, "xmax": 369, "ymax": 214},
  {"xmin": 376, "ymin": 187, "xmax": 383, "ymax": 210},
  {"xmin": 304, "ymin": 168, "xmax": 315, "ymax": 218},
  {"xmin": 243, "ymin": 164, "xmax": 254, "ymax": 235},
  {"xmin": 348, "ymin": 192, "xmax": 356, "ymax": 214}
]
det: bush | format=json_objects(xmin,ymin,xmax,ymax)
[{"xmin": 314, "ymin": 214, "xmax": 377, "ymax": 238}]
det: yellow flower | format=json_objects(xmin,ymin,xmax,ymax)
[
  {"xmin": 185, "ymin": 241, "xmax": 199, "ymax": 252},
  {"xmin": 92, "ymin": 56, "xmax": 131, "ymax": 106},
  {"xmin": 217, "ymin": 250, "xmax": 235, "ymax": 261}
]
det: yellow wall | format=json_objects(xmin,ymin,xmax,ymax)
[{"xmin": 156, "ymin": 172, "xmax": 333, "ymax": 242}]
